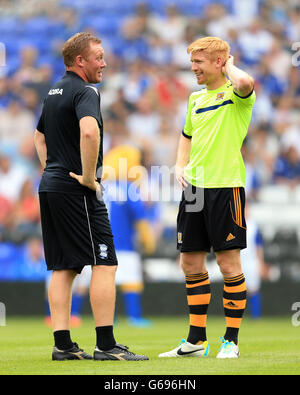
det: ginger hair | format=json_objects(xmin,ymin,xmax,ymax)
[{"xmin": 187, "ymin": 36, "xmax": 230, "ymax": 63}]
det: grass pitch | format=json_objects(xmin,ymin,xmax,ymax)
[{"xmin": 0, "ymin": 315, "xmax": 300, "ymax": 375}]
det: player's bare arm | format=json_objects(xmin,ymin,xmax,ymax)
[
  {"xmin": 34, "ymin": 129, "xmax": 47, "ymax": 169},
  {"xmin": 175, "ymin": 134, "xmax": 191, "ymax": 190},
  {"xmin": 222, "ymin": 55, "xmax": 254, "ymax": 98},
  {"xmin": 70, "ymin": 115, "xmax": 100, "ymax": 191}
]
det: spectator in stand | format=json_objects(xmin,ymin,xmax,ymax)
[
  {"xmin": 12, "ymin": 46, "xmax": 40, "ymax": 85},
  {"xmin": 242, "ymin": 143, "xmax": 261, "ymax": 202},
  {"xmin": 0, "ymin": 195, "xmax": 13, "ymax": 235},
  {"xmin": 148, "ymin": 4, "xmax": 187, "ymax": 45},
  {"xmin": 288, "ymin": 67, "xmax": 300, "ymax": 109},
  {"xmin": 273, "ymin": 144, "xmax": 300, "ymax": 189},
  {"xmin": 126, "ymin": 94, "xmax": 161, "ymax": 147},
  {"xmin": 24, "ymin": 64, "xmax": 53, "ymax": 105},
  {"xmin": 242, "ymin": 205, "xmax": 269, "ymax": 320},
  {"xmin": 0, "ymin": 99, "xmax": 36, "ymax": 150},
  {"xmin": 19, "ymin": 87, "xmax": 41, "ymax": 122},
  {"xmin": 0, "ymin": 150, "xmax": 29, "ymax": 203},
  {"xmin": 59, "ymin": 7, "xmax": 82, "ymax": 39},
  {"xmin": 0, "ymin": 78, "xmax": 13, "ymax": 108},
  {"xmin": 225, "ymin": 28, "xmax": 242, "ymax": 63},
  {"xmin": 152, "ymin": 116, "xmax": 177, "ymax": 167},
  {"xmin": 17, "ymin": 134, "xmax": 40, "ymax": 175},
  {"xmin": 257, "ymin": 61, "xmax": 287, "ymax": 104},
  {"xmin": 281, "ymin": 116, "xmax": 300, "ymax": 158},
  {"xmin": 250, "ymin": 125, "xmax": 280, "ymax": 185},
  {"xmin": 146, "ymin": 33, "xmax": 172, "ymax": 66},
  {"xmin": 264, "ymin": 41, "xmax": 291, "ymax": 87},
  {"xmin": 126, "ymin": 61, "xmax": 153, "ymax": 103},
  {"xmin": 11, "ymin": 179, "xmax": 41, "ymax": 238},
  {"xmin": 205, "ymin": 3, "xmax": 241, "ymax": 41},
  {"xmin": 286, "ymin": 5, "xmax": 300, "ymax": 42},
  {"xmin": 251, "ymin": 82, "xmax": 274, "ymax": 127},
  {"xmin": 18, "ymin": 236, "xmax": 47, "ymax": 281},
  {"xmin": 272, "ymin": 94, "xmax": 295, "ymax": 135},
  {"xmin": 118, "ymin": 10, "xmax": 149, "ymax": 63},
  {"xmin": 150, "ymin": 65, "xmax": 188, "ymax": 111},
  {"xmin": 121, "ymin": 2, "xmax": 152, "ymax": 40},
  {"xmin": 231, "ymin": 0, "xmax": 261, "ymax": 25},
  {"xmin": 238, "ymin": 18, "xmax": 274, "ymax": 66},
  {"xmin": 171, "ymin": 25, "xmax": 198, "ymax": 71}
]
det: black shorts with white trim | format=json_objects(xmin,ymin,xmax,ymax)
[{"xmin": 39, "ymin": 191, "xmax": 118, "ymax": 273}]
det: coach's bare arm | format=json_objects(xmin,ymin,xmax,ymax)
[
  {"xmin": 223, "ymin": 55, "xmax": 254, "ymax": 98},
  {"xmin": 34, "ymin": 129, "xmax": 47, "ymax": 169},
  {"xmin": 175, "ymin": 134, "xmax": 191, "ymax": 190},
  {"xmin": 70, "ymin": 116, "xmax": 100, "ymax": 192}
]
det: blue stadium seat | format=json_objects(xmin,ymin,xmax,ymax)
[
  {"xmin": 60, "ymin": 0, "xmax": 77, "ymax": 7},
  {"xmin": 37, "ymin": 54, "xmax": 54, "ymax": 68},
  {"xmin": 0, "ymin": 242, "xmax": 47, "ymax": 282},
  {"xmin": 23, "ymin": 17, "xmax": 53, "ymax": 37},
  {"xmin": 52, "ymin": 59, "xmax": 66, "ymax": 80},
  {"xmin": 13, "ymin": 39, "xmax": 42, "ymax": 57},
  {"xmin": 111, "ymin": 36, "xmax": 149, "ymax": 61},
  {"xmin": 172, "ymin": 0, "xmax": 212, "ymax": 16},
  {"xmin": 0, "ymin": 243, "xmax": 21, "ymax": 281},
  {"xmin": 61, "ymin": 0, "xmax": 138, "ymax": 16},
  {"xmin": 146, "ymin": 0, "xmax": 171, "ymax": 15},
  {"xmin": 0, "ymin": 17, "xmax": 22, "ymax": 37},
  {"xmin": 22, "ymin": 37, "xmax": 50, "ymax": 57},
  {"xmin": 81, "ymin": 14, "xmax": 123, "ymax": 36},
  {"xmin": 2, "ymin": 37, "xmax": 19, "ymax": 56},
  {"xmin": 4, "ymin": 55, "xmax": 20, "ymax": 76}
]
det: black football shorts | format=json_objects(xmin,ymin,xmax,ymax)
[
  {"xmin": 177, "ymin": 184, "xmax": 247, "ymax": 253},
  {"xmin": 39, "ymin": 192, "xmax": 118, "ymax": 273}
]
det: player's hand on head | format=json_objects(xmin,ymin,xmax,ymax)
[{"xmin": 222, "ymin": 55, "xmax": 234, "ymax": 74}]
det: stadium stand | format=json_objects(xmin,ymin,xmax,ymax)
[{"xmin": 0, "ymin": 0, "xmax": 300, "ymax": 284}]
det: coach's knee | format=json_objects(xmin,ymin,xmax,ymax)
[{"xmin": 92, "ymin": 264, "xmax": 117, "ymax": 275}]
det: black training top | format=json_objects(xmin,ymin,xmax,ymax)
[{"xmin": 36, "ymin": 70, "xmax": 103, "ymax": 194}]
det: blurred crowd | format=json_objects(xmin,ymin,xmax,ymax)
[{"xmin": 0, "ymin": 0, "xmax": 300, "ymax": 274}]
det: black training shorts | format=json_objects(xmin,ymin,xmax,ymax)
[
  {"xmin": 39, "ymin": 192, "xmax": 118, "ymax": 273},
  {"xmin": 177, "ymin": 184, "xmax": 247, "ymax": 253}
]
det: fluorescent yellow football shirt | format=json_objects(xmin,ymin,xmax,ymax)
[{"xmin": 183, "ymin": 81, "xmax": 256, "ymax": 188}]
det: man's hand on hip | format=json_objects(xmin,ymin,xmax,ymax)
[{"xmin": 69, "ymin": 172, "xmax": 100, "ymax": 192}]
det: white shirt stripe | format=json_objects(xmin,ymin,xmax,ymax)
[{"xmin": 83, "ymin": 196, "xmax": 96, "ymax": 265}]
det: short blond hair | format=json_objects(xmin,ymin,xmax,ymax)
[
  {"xmin": 187, "ymin": 36, "xmax": 230, "ymax": 63},
  {"xmin": 62, "ymin": 32, "xmax": 102, "ymax": 67}
]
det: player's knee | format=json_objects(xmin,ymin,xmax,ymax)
[
  {"xmin": 180, "ymin": 253, "xmax": 206, "ymax": 275},
  {"xmin": 217, "ymin": 261, "xmax": 234, "ymax": 277},
  {"xmin": 180, "ymin": 258, "xmax": 193, "ymax": 274},
  {"xmin": 216, "ymin": 254, "xmax": 242, "ymax": 277}
]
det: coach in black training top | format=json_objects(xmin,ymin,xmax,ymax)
[
  {"xmin": 37, "ymin": 70, "xmax": 104, "ymax": 194},
  {"xmin": 34, "ymin": 32, "xmax": 148, "ymax": 362}
]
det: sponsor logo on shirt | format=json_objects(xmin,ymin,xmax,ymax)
[
  {"xmin": 216, "ymin": 92, "xmax": 225, "ymax": 101},
  {"xmin": 48, "ymin": 88, "xmax": 63, "ymax": 95}
]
